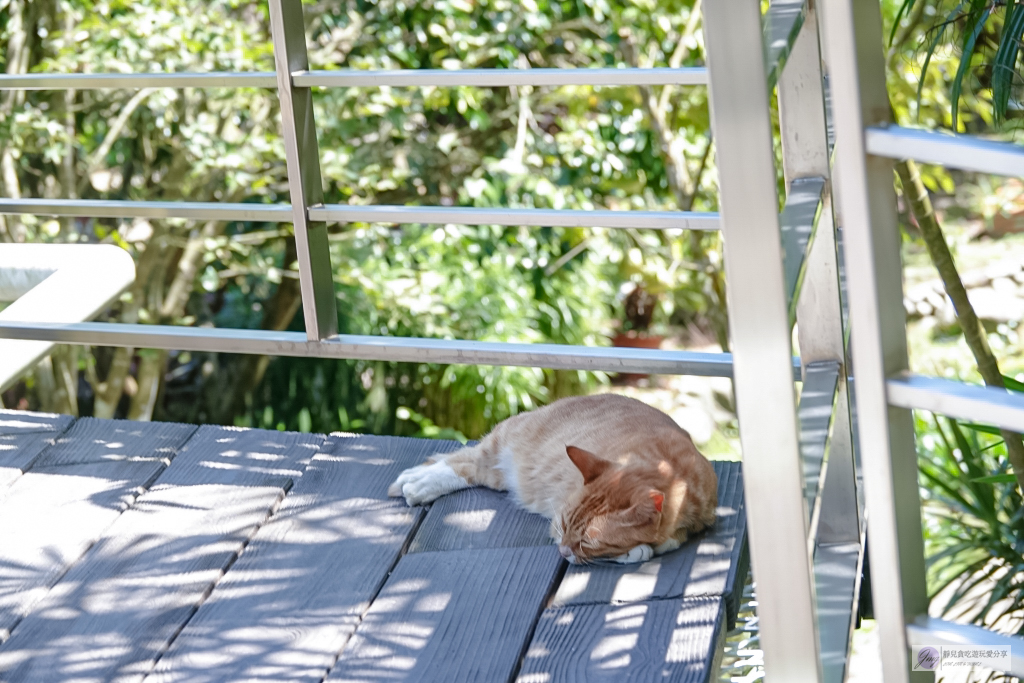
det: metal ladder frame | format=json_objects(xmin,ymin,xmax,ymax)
[
  {"xmin": 819, "ymin": 0, "xmax": 1024, "ymax": 680},
  {"xmin": 705, "ymin": 0, "xmax": 861, "ymax": 680},
  {"xmin": 0, "ymin": 0, "xmax": 870, "ymax": 679}
]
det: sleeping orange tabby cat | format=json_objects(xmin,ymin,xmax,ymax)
[{"xmin": 388, "ymin": 394, "xmax": 718, "ymax": 564}]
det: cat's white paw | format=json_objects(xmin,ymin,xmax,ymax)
[
  {"xmin": 654, "ymin": 537, "xmax": 682, "ymax": 556},
  {"xmin": 611, "ymin": 544, "xmax": 654, "ymax": 564},
  {"xmin": 387, "ymin": 464, "xmax": 425, "ymax": 498},
  {"xmin": 388, "ymin": 461, "xmax": 469, "ymax": 506}
]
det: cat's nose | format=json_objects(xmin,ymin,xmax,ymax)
[{"xmin": 558, "ymin": 545, "xmax": 574, "ymax": 561}]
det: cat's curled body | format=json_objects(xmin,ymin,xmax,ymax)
[{"xmin": 388, "ymin": 394, "xmax": 718, "ymax": 564}]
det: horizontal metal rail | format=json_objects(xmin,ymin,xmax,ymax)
[
  {"xmin": 763, "ymin": 0, "xmax": 808, "ymax": 90},
  {"xmin": 780, "ymin": 176, "xmax": 826, "ymax": 325},
  {"xmin": 887, "ymin": 372, "xmax": 1024, "ymax": 433},
  {"xmin": 0, "ymin": 68, "xmax": 711, "ymax": 91},
  {"xmin": 0, "ymin": 72, "xmax": 278, "ymax": 90},
  {"xmin": 865, "ymin": 125, "xmax": 1024, "ymax": 177},
  {"xmin": 293, "ymin": 67, "xmax": 709, "ymax": 88},
  {"xmin": 799, "ymin": 360, "xmax": 840, "ymax": 544},
  {"xmin": 0, "ymin": 199, "xmax": 293, "ymax": 222},
  {"xmin": 0, "ymin": 321, "xmax": 805, "ymax": 378},
  {"xmin": 0, "ymin": 199, "xmax": 721, "ymax": 231},
  {"xmin": 814, "ymin": 542, "xmax": 862, "ymax": 683},
  {"xmin": 907, "ymin": 617, "xmax": 1024, "ymax": 677},
  {"xmin": 309, "ymin": 205, "xmax": 721, "ymax": 230}
]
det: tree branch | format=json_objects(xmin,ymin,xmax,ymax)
[
  {"xmin": 657, "ymin": 0, "xmax": 703, "ymax": 114},
  {"xmin": 160, "ymin": 220, "xmax": 226, "ymax": 319},
  {"xmin": 209, "ymin": 235, "xmax": 304, "ymax": 424},
  {"xmin": 895, "ymin": 158, "xmax": 1024, "ymax": 494},
  {"xmin": 77, "ymin": 88, "xmax": 157, "ymax": 196},
  {"xmin": 620, "ymin": 29, "xmax": 694, "ymax": 207}
]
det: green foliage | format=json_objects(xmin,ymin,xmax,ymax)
[
  {"xmin": 887, "ymin": 0, "xmax": 1024, "ymax": 129},
  {"xmin": 993, "ymin": 0, "xmax": 1024, "ymax": 122},
  {"xmin": 2, "ymin": 0, "xmax": 722, "ymax": 437},
  {"xmin": 918, "ymin": 415, "xmax": 1024, "ymax": 632}
]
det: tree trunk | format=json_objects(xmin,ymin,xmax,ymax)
[
  {"xmin": 210, "ymin": 236, "xmax": 305, "ymax": 424},
  {"xmin": 91, "ymin": 225, "xmax": 171, "ymax": 418},
  {"xmin": 34, "ymin": 358, "xmax": 58, "ymax": 414},
  {"xmin": 895, "ymin": 158, "xmax": 1024, "ymax": 494},
  {"xmin": 52, "ymin": 345, "xmax": 79, "ymax": 416},
  {"xmin": 128, "ymin": 350, "xmax": 166, "ymax": 421},
  {"xmin": 92, "ymin": 346, "xmax": 132, "ymax": 419},
  {"xmin": 0, "ymin": 0, "xmax": 35, "ymax": 243},
  {"xmin": 34, "ymin": 346, "xmax": 80, "ymax": 416}
]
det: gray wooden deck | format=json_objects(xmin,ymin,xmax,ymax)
[{"xmin": 0, "ymin": 410, "xmax": 748, "ymax": 683}]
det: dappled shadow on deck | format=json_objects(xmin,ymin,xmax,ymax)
[{"xmin": 0, "ymin": 412, "xmax": 747, "ymax": 683}]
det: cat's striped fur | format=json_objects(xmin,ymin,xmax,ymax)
[{"xmin": 388, "ymin": 393, "xmax": 718, "ymax": 564}]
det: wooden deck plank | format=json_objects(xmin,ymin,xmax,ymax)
[
  {"xmin": 146, "ymin": 435, "xmax": 460, "ymax": 683},
  {"xmin": 409, "ymin": 486, "xmax": 553, "ymax": 553},
  {"xmin": 550, "ymin": 462, "xmax": 748, "ymax": 628},
  {"xmin": 0, "ymin": 411, "xmax": 75, "ymax": 495},
  {"xmin": 517, "ymin": 596, "xmax": 725, "ymax": 683},
  {"xmin": 34, "ymin": 418, "xmax": 197, "ymax": 467},
  {"xmin": 0, "ymin": 460, "xmax": 166, "ymax": 642},
  {"xmin": 328, "ymin": 545, "xmax": 565, "ymax": 683},
  {"xmin": 0, "ymin": 425, "xmax": 323, "ymax": 683}
]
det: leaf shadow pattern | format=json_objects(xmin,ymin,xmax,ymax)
[
  {"xmin": 517, "ymin": 596, "xmax": 725, "ymax": 682},
  {"xmin": 145, "ymin": 434, "xmax": 460, "ymax": 683},
  {"xmin": 0, "ymin": 425, "xmax": 322, "ymax": 682}
]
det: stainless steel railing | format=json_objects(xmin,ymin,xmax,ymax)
[
  {"xmin": 821, "ymin": 0, "xmax": 1024, "ymax": 680},
  {"xmin": 0, "ymin": 1, "xmax": 864, "ymax": 680}
]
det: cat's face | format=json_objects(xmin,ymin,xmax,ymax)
[{"xmin": 554, "ymin": 446, "xmax": 664, "ymax": 564}]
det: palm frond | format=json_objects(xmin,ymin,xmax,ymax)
[
  {"xmin": 916, "ymin": 1, "xmax": 966, "ymax": 117},
  {"xmin": 993, "ymin": 0, "xmax": 1024, "ymax": 122},
  {"xmin": 890, "ymin": 0, "xmax": 919, "ymax": 47},
  {"xmin": 951, "ymin": 7, "xmax": 992, "ymax": 129}
]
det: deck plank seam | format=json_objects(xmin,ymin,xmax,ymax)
[
  {"xmin": 2, "ymin": 415, "xmax": 78, "ymax": 480},
  {"xmin": 316, "ymin": 496, "xmax": 434, "ymax": 683},
  {"xmin": 505, "ymin": 552, "xmax": 570, "ymax": 683},
  {"xmin": 26, "ymin": 423, "xmax": 200, "ymax": 470},
  {"xmin": 0, "ymin": 436, "xmax": 181, "ymax": 646},
  {"xmin": 144, "ymin": 477, "xmax": 299, "ymax": 680},
  {"xmin": 140, "ymin": 427, "xmax": 339, "ymax": 679}
]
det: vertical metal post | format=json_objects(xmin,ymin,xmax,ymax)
[
  {"xmin": 816, "ymin": 0, "xmax": 930, "ymax": 680},
  {"xmin": 268, "ymin": 0, "xmax": 338, "ymax": 341},
  {"xmin": 703, "ymin": 1, "xmax": 822, "ymax": 680},
  {"xmin": 777, "ymin": 5, "xmax": 860, "ymax": 544}
]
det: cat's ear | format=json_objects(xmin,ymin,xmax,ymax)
[
  {"xmin": 628, "ymin": 489, "xmax": 665, "ymax": 524},
  {"xmin": 566, "ymin": 445, "xmax": 611, "ymax": 484}
]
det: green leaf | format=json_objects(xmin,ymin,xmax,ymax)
[
  {"xmin": 1002, "ymin": 374, "xmax": 1024, "ymax": 393},
  {"xmin": 951, "ymin": 7, "xmax": 992, "ymax": 129},
  {"xmin": 916, "ymin": 2, "xmax": 964, "ymax": 117},
  {"xmin": 992, "ymin": 0, "xmax": 1024, "ymax": 122},
  {"xmin": 971, "ymin": 473, "xmax": 1018, "ymax": 484},
  {"xmin": 960, "ymin": 422, "xmax": 1004, "ymax": 436},
  {"xmin": 948, "ymin": 419, "xmax": 997, "ymax": 520},
  {"xmin": 889, "ymin": 0, "xmax": 917, "ymax": 47}
]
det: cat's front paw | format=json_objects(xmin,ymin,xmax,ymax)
[
  {"xmin": 387, "ymin": 461, "xmax": 469, "ymax": 506},
  {"xmin": 611, "ymin": 544, "xmax": 654, "ymax": 564},
  {"xmin": 653, "ymin": 537, "xmax": 682, "ymax": 556},
  {"xmin": 387, "ymin": 465, "xmax": 422, "ymax": 498}
]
